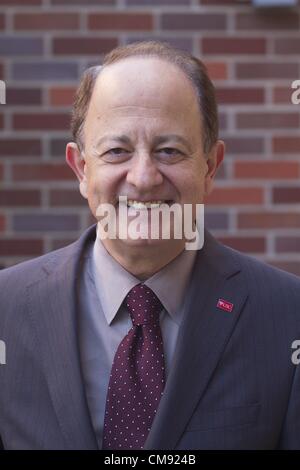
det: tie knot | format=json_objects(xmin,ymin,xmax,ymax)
[{"xmin": 125, "ymin": 284, "xmax": 163, "ymax": 326}]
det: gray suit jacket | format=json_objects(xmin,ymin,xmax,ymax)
[{"xmin": 0, "ymin": 225, "xmax": 300, "ymax": 449}]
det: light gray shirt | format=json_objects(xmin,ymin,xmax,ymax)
[{"xmin": 78, "ymin": 234, "xmax": 197, "ymax": 449}]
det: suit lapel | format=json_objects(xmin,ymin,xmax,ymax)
[
  {"xmin": 144, "ymin": 230, "xmax": 249, "ymax": 450},
  {"xmin": 27, "ymin": 226, "xmax": 99, "ymax": 449}
]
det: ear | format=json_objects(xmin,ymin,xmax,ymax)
[
  {"xmin": 66, "ymin": 142, "xmax": 88, "ymax": 199},
  {"xmin": 204, "ymin": 140, "xmax": 225, "ymax": 196}
]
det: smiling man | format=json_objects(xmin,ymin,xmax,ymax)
[
  {"xmin": 0, "ymin": 41, "xmax": 300, "ymax": 450},
  {"xmin": 66, "ymin": 49, "xmax": 223, "ymax": 278}
]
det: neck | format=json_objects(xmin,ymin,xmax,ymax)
[{"xmin": 101, "ymin": 238, "xmax": 186, "ymax": 280}]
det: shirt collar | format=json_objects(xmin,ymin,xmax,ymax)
[{"xmin": 92, "ymin": 229, "xmax": 197, "ymax": 326}]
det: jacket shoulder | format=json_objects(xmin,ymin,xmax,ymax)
[
  {"xmin": 220, "ymin": 242, "xmax": 300, "ymax": 300},
  {"xmin": 0, "ymin": 243, "xmax": 76, "ymax": 289},
  {"xmin": 0, "ymin": 224, "xmax": 96, "ymax": 290}
]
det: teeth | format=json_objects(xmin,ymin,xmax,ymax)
[{"xmin": 127, "ymin": 199, "xmax": 166, "ymax": 209}]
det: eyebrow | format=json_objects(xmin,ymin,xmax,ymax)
[
  {"xmin": 95, "ymin": 135, "xmax": 131, "ymax": 147},
  {"xmin": 95, "ymin": 134, "xmax": 192, "ymax": 153},
  {"xmin": 153, "ymin": 135, "xmax": 192, "ymax": 153}
]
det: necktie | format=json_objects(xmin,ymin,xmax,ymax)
[{"xmin": 102, "ymin": 283, "xmax": 166, "ymax": 450}]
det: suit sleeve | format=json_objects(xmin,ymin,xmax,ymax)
[
  {"xmin": 277, "ymin": 364, "xmax": 300, "ymax": 449},
  {"xmin": 0, "ymin": 435, "xmax": 4, "ymax": 450}
]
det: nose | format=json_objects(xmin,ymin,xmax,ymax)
[{"xmin": 126, "ymin": 153, "xmax": 164, "ymax": 192}]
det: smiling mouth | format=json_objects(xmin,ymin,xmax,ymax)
[{"xmin": 125, "ymin": 199, "xmax": 173, "ymax": 209}]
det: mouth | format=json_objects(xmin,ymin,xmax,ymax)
[{"xmin": 125, "ymin": 199, "xmax": 174, "ymax": 210}]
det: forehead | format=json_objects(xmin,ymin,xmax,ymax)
[{"xmin": 88, "ymin": 57, "xmax": 200, "ymax": 118}]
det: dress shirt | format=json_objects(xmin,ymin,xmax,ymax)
[{"xmin": 78, "ymin": 229, "xmax": 197, "ymax": 448}]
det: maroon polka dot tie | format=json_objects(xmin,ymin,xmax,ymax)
[{"xmin": 102, "ymin": 283, "xmax": 166, "ymax": 450}]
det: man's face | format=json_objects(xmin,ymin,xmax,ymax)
[{"xmin": 67, "ymin": 57, "xmax": 223, "ymax": 248}]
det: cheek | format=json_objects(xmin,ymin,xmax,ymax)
[
  {"xmin": 170, "ymin": 166, "xmax": 206, "ymax": 201},
  {"xmin": 85, "ymin": 164, "xmax": 122, "ymax": 201}
]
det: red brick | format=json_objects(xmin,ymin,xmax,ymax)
[
  {"xmin": 225, "ymin": 137, "xmax": 264, "ymax": 155},
  {"xmin": 273, "ymin": 87, "xmax": 294, "ymax": 104},
  {"xmin": 0, "ymin": 14, "xmax": 5, "ymax": 30},
  {"xmin": 128, "ymin": 0, "xmax": 189, "ymax": 4},
  {"xmin": 0, "ymin": 163, "xmax": 3, "ymax": 180},
  {"xmin": 13, "ymin": 113, "xmax": 70, "ymax": 131},
  {"xmin": 201, "ymin": 0, "xmax": 250, "ymax": 3},
  {"xmin": 0, "ymin": 0, "xmax": 41, "ymax": 4},
  {"xmin": 49, "ymin": 189, "xmax": 86, "ymax": 206},
  {"xmin": 14, "ymin": 13, "xmax": 79, "ymax": 31},
  {"xmin": 218, "ymin": 113, "xmax": 227, "ymax": 131},
  {"xmin": 0, "ymin": 239, "xmax": 43, "ymax": 256},
  {"xmin": 205, "ymin": 187, "xmax": 264, "ymax": 205},
  {"xmin": 6, "ymin": 88, "xmax": 41, "ymax": 105},
  {"xmin": 202, "ymin": 37, "xmax": 266, "ymax": 55},
  {"xmin": 12, "ymin": 164, "xmax": 75, "ymax": 181},
  {"xmin": 235, "ymin": 161, "xmax": 299, "ymax": 179},
  {"xmin": 273, "ymin": 187, "xmax": 300, "ymax": 204},
  {"xmin": 205, "ymin": 211, "xmax": 228, "ymax": 230},
  {"xmin": 236, "ymin": 63, "xmax": 298, "ymax": 80},
  {"xmin": 52, "ymin": 0, "xmax": 114, "ymax": 4},
  {"xmin": 0, "ymin": 139, "xmax": 41, "ymax": 157},
  {"xmin": 275, "ymin": 237, "xmax": 300, "ymax": 253},
  {"xmin": 218, "ymin": 236, "xmax": 265, "ymax": 253},
  {"xmin": 0, "ymin": 214, "xmax": 5, "ymax": 231},
  {"xmin": 238, "ymin": 212, "xmax": 300, "ymax": 229},
  {"xmin": 275, "ymin": 38, "xmax": 300, "ymax": 54},
  {"xmin": 205, "ymin": 62, "xmax": 227, "ymax": 80},
  {"xmin": 0, "ymin": 114, "xmax": 4, "ymax": 130},
  {"xmin": 50, "ymin": 138, "xmax": 68, "ymax": 157},
  {"xmin": 49, "ymin": 87, "xmax": 76, "ymax": 106},
  {"xmin": 53, "ymin": 37, "xmax": 118, "ymax": 55},
  {"xmin": 88, "ymin": 13, "xmax": 153, "ymax": 31},
  {"xmin": 0, "ymin": 37, "xmax": 43, "ymax": 56},
  {"xmin": 236, "ymin": 11, "xmax": 299, "ymax": 31},
  {"xmin": 0, "ymin": 62, "xmax": 3, "ymax": 78},
  {"xmin": 0, "ymin": 189, "xmax": 41, "ymax": 207},
  {"xmin": 13, "ymin": 214, "xmax": 79, "ymax": 232},
  {"xmin": 161, "ymin": 13, "xmax": 227, "ymax": 31},
  {"xmin": 125, "ymin": 36, "xmax": 192, "ymax": 52},
  {"xmin": 273, "ymin": 137, "xmax": 300, "ymax": 154},
  {"xmin": 216, "ymin": 87, "xmax": 264, "ymax": 104},
  {"xmin": 236, "ymin": 113, "xmax": 299, "ymax": 129}
]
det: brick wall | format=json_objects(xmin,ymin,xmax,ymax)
[{"xmin": 0, "ymin": 0, "xmax": 300, "ymax": 274}]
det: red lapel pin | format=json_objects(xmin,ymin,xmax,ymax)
[{"xmin": 217, "ymin": 298, "xmax": 234, "ymax": 313}]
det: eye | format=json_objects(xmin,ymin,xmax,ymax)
[
  {"xmin": 106, "ymin": 147, "xmax": 129, "ymax": 156},
  {"xmin": 102, "ymin": 147, "xmax": 131, "ymax": 162},
  {"xmin": 156, "ymin": 148, "xmax": 184, "ymax": 162},
  {"xmin": 157, "ymin": 147, "xmax": 182, "ymax": 155}
]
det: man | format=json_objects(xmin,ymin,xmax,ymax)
[{"xmin": 0, "ymin": 41, "xmax": 300, "ymax": 450}]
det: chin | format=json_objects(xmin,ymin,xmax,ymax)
[
  {"xmin": 123, "ymin": 237, "xmax": 169, "ymax": 247},
  {"xmin": 116, "ymin": 229, "xmax": 185, "ymax": 251}
]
